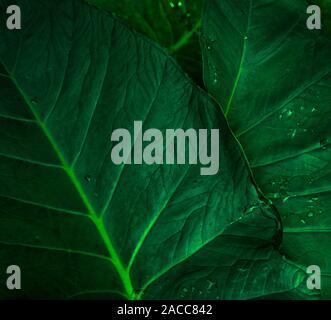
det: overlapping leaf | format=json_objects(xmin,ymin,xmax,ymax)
[
  {"xmin": 86, "ymin": 0, "xmax": 204, "ymax": 86},
  {"xmin": 201, "ymin": 0, "xmax": 331, "ymax": 298}
]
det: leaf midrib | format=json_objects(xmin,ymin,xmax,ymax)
[
  {"xmin": 224, "ymin": 0, "xmax": 252, "ymax": 117},
  {"xmin": 169, "ymin": 20, "xmax": 202, "ymax": 54},
  {"xmin": 1, "ymin": 61, "xmax": 136, "ymax": 299}
]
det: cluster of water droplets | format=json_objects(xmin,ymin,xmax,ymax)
[
  {"xmin": 169, "ymin": 1, "xmax": 193, "ymax": 25},
  {"xmin": 267, "ymin": 177, "xmax": 290, "ymax": 202},
  {"xmin": 169, "ymin": 1, "xmax": 184, "ymax": 10},
  {"xmin": 300, "ymin": 196, "xmax": 324, "ymax": 224},
  {"xmin": 201, "ymin": 31, "xmax": 219, "ymax": 86},
  {"xmin": 178, "ymin": 279, "xmax": 217, "ymax": 298},
  {"xmin": 278, "ymin": 103, "xmax": 329, "ymax": 152},
  {"xmin": 267, "ymin": 174, "xmax": 324, "ymax": 224},
  {"xmin": 271, "ymin": 98, "xmax": 328, "ymax": 224}
]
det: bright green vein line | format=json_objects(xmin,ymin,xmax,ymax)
[
  {"xmin": 127, "ymin": 164, "xmax": 191, "ymax": 272},
  {"xmin": 0, "ymin": 240, "xmax": 112, "ymax": 262},
  {"xmin": 2, "ymin": 62, "xmax": 135, "ymax": 299},
  {"xmin": 224, "ymin": 45, "xmax": 246, "ymax": 116},
  {"xmin": 224, "ymin": 38, "xmax": 247, "ymax": 117},
  {"xmin": 0, "ymin": 193, "xmax": 88, "ymax": 217},
  {"xmin": 224, "ymin": 0, "xmax": 252, "ymax": 117},
  {"xmin": 169, "ymin": 20, "xmax": 201, "ymax": 54}
]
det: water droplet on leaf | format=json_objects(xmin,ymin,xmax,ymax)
[
  {"xmin": 286, "ymin": 109, "xmax": 293, "ymax": 117},
  {"xmin": 289, "ymin": 129, "xmax": 297, "ymax": 138},
  {"xmin": 271, "ymin": 192, "xmax": 280, "ymax": 199},
  {"xmin": 270, "ymin": 180, "xmax": 276, "ymax": 186},
  {"xmin": 213, "ymin": 72, "xmax": 218, "ymax": 84},
  {"xmin": 320, "ymin": 138, "xmax": 328, "ymax": 150}
]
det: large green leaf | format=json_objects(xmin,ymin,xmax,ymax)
[
  {"xmin": 0, "ymin": 0, "xmax": 309, "ymax": 299},
  {"xmin": 86, "ymin": 0, "xmax": 204, "ymax": 86},
  {"xmin": 201, "ymin": 0, "xmax": 331, "ymax": 298}
]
